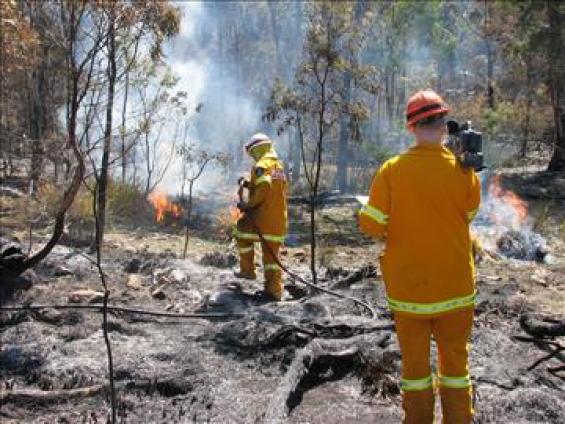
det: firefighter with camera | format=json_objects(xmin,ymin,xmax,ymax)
[{"xmin": 359, "ymin": 90, "xmax": 481, "ymax": 423}]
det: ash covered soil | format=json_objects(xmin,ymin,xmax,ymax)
[{"xmin": 1, "ymin": 172, "xmax": 564, "ymax": 423}]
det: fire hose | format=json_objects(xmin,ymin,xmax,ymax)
[
  {"xmin": 1, "ymin": 196, "xmax": 377, "ymax": 319},
  {"xmin": 237, "ymin": 183, "xmax": 378, "ymax": 319}
]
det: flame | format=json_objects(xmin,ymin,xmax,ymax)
[
  {"xmin": 488, "ymin": 175, "xmax": 528, "ymax": 226},
  {"xmin": 229, "ymin": 190, "xmax": 243, "ymax": 223},
  {"xmin": 229, "ymin": 206, "xmax": 242, "ymax": 223},
  {"xmin": 147, "ymin": 191, "xmax": 183, "ymax": 222}
]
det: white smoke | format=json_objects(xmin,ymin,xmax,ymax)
[
  {"xmin": 472, "ymin": 172, "xmax": 548, "ymax": 261},
  {"xmin": 156, "ymin": 1, "xmax": 267, "ymax": 194}
]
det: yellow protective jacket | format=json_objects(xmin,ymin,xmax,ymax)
[
  {"xmin": 234, "ymin": 150, "xmax": 288, "ymax": 243},
  {"xmin": 359, "ymin": 143, "xmax": 481, "ymax": 318}
]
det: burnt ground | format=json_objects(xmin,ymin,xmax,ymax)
[{"xmin": 1, "ymin": 168, "xmax": 564, "ymax": 423}]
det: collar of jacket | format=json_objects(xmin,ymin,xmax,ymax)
[
  {"xmin": 409, "ymin": 143, "xmax": 452, "ymax": 156},
  {"xmin": 261, "ymin": 149, "xmax": 279, "ymax": 160}
]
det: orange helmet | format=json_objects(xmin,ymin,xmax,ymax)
[{"xmin": 406, "ymin": 90, "xmax": 450, "ymax": 129}]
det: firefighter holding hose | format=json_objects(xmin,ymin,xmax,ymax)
[
  {"xmin": 233, "ymin": 133, "xmax": 288, "ymax": 301},
  {"xmin": 359, "ymin": 90, "xmax": 481, "ymax": 423}
]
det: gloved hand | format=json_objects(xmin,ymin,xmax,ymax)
[
  {"xmin": 237, "ymin": 201, "xmax": 249, "ymax": 211},
  {"xmin": 237, "ymin": 177, "xmax": 250, "ymax": 188}
]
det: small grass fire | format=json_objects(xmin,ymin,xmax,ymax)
[
  {"xmin": 488, "ymin": 175, "xmax": 529, "ymax": 228},
  {"xmin": 147, "ymin": 191, "xmax": 183, "ymax": 223},
  {"xmin": 229, "ymin": 205, "xmax": 242, "ymax": 223},
  {"xmin": 473, "ymin": 174, "xmax": 549, "ymax": 262}
]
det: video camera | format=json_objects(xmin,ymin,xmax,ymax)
[{"xmin": 446, "ymin": 120, "xmax": 485, "ymax": 171}]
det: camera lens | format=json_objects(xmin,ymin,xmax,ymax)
[{"xmin": 447, "ymin": 120, "xmax": 459, "ymax": 135}]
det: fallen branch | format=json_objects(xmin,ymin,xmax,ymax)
[
  {"xmin": 0, "ymin": 304, "xmax": 244, "ymax": 319},
  {"xmin": 527, "ymin": 345, "xmax": 565, "ymax": 371},
  {"xmin": 520, "ymin": 313, "xmax": 565, "ymax": 338},
  {"xmin": 475, "ymin": 377, "xmax": 516, "ymax": 391},
  {"xmin": 233, "ymin": 322, "xmax": 394, "ymax": 351},
  {"xmin": 0, "ymin": 384, "xmax": 107, "ymax": 405},
  {"xmin": 288, "ymin": 192, "xmax": 361, "ymax": 206},
  {"xmin": 0, "ymin": 376, "xmax": 194, "ymax": 406},
  {"xmin": 254, "ymin": 325, "xmax": 317, "ymax": 349},
  {"xmin": 547, "ymin": 365, "xmax": 565, "ymax": 379},
  {"xmin": 329, "ymin": 265, "xmax": 379, "ymax": 290},
  {"xmin": 512, "ymin": 335, "xmax": 563, "ymax": 348},
  {"xmin": 512, "ymin": 335, "xmax": 565, "ymax": 374},
  {"xmin": 263, "ymin": 333, "xmax": 391, "ymax": 422},
  {"xmin": 310, "ymin": 321, "xmax": 394, "ymax": 335}
]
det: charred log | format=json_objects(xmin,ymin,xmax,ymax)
[
  {"xmin": 288, "ymin": 191, "xmax": 362, "ymax": 206},
  {"xmin": 263, "ymin": 333, "xmax": 394, "ymax": 422},
  {"xmin": 218, "ymin": 319, "xmax": 394, "ymax": 352},
  {"xmin": 0, "ymin": 384, "xmax": 108, "ymax": 406},
  {"xmin": 329, "ymin": 265, "xmax": 379, "ymax": 289},
  {"xmin": 0, "ymin": 376, "xmax": 194, "ymax": 406},
  {"xmin": 520, "ymin": 313, "xmax": 565, "ymax": 338}
]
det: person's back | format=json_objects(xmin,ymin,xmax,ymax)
[
  {"xmin": 233, "ymin": 133, "xmax": 288, "ymax": 301},
  {"xmin": 377, "ymin": 143, "xmax": 479, "ymax": 312},
  {"xmin": 252, "ymin": 150, "xmax": 287, "ymax": 241},
  {"xmin": 359, "ymin": 90, "xmax": 480, "ymax": 424}
]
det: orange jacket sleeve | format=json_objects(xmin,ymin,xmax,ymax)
[
  {"xmin": 359, "ymin": 161, "xmax": 391, "ymax": 239},
  {"xmin": 465, "ymin": 170, "xmax": 481, "ymax": 222}
]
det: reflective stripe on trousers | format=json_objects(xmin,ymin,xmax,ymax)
[
  {"xmin": 388, "ymin": 291, "xmax": 476, "ymax": 315},
  {"xmin": 232, "ymin": 228, "xmax": 285, "ymax": 243},
  {"xmin": 401, "ymin": 374, "xmax": 471, "ymax": 392},
  {"xmin": 438, "ymin": 374, "xmax": 471, "ymax": 389},
  {"xmin": 401, "ymin": 375, "xmax": 433, "ymax": 391},
  {"xmin": 264, "ymin": 263, "xmax": 280, "ymax": 272},
  {"xmin": 238, "ymin": 245, "xmax": 254, "ymax": 254}
]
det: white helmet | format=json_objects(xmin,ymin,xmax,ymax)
[{"xmin": 245, "ymin": 133, "xmax": 272, "ymax": 152}]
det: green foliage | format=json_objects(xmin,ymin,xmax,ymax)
[
  {"xmin": 34, "ymin": 182, "xmax": 94, "ymax": 226},
  {"xmin": 36, "ymin": 178, "xmax": 153, "ymax": 226},
  {"xmin": 107, "ymin": 180, "xmax": 150, "ymax": 220},
  {"xmin": 361, "ymin": 142, "xmax": 396, "ymax": 165},
  {"xmin": 483, "ymin": 101, "xmax": 521, "ymax": 141}
]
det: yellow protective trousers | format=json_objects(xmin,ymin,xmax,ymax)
[
  {"xmin": 394, "ymin": 308, "xmax": 474, "ymax": 424},
  {"xmin": 236, "ymin": 239, "xmax": 283, "ymax": 300}
]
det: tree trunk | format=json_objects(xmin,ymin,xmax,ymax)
[
  {"xmin": 336, "ymin": 1, "xmax": 366, "ymax": 193},
  {"xmin": 396, "ymin": 63, "xmax": 406, "ymax": 120},
  {"xmin": 28, "ymin": 3, "xmax": 47, "ymax": 194},
  {"xmin": 485, "ymin": 0, "xmax": 495, "ymax": 109},
  {"xmin": 29, "ymin": 64, "xmax": 46, "ymax": 193},
  {"xmin": 336, "ymin": 67, "xmax": 352, "ymax": 192},
  {"xmin": 437, "ymin": 1, "xmax": 457, "ymax": 92},
  {"xmin": 486, "ymin": 41, "xmax": 495, "ymax": 109},
  {"xmin": 291, "ymin": 127, "xmax": 302, "ymax": 185},
  {"xmin": 21, "ymin": 2, "xmax": 87, "ymax": 271},
  {"xmin": 132, "ymin": 144, "xmax": 138, "ymax": 185},
  {"xmin": 120, "ymin": 70, "xmax": 130, "ymax": 183},
  {"xmin": 520, "ymin": 58, "xmax": 533, "ymax": 158},
  {"xmin": 268, "ymin": 2, "xmax": 283, "ymax": 79},
  {"xmin": 309, "ymin": 64, "xmax": 330, "ymax": 285},
  {"xmin": 183, "ymin": 180, "xmax": 194, "ymax": 259},
  {"xmin": 96, "ymin": 9, "xmax": 117, "ymax": 245},
  {"xmin": 144, "ymin": 131, "xmax": 152, "ymax": 196},
  {"xmin": 547, "ymin": 1, "xmax": 565, "ymax": 171},
  {"xmin": 288, "ymin": 1, "xmax": 304, "ymax": 186}
]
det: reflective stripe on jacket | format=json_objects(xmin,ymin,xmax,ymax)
[
  {"xmin": 359, "ymin": 143, "xmax": 481, "ymax": 317},
  {"xmin": 235, "ymin": 151, "xmax": 288, "ymax": 242}
]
